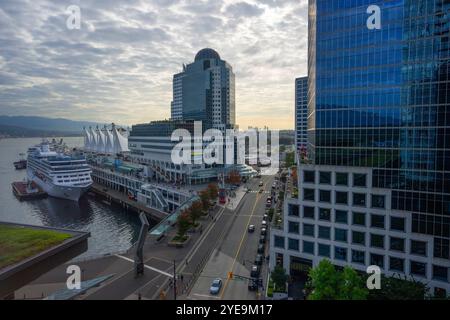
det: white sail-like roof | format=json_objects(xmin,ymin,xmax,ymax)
[
  {"xmin": 96, "ymin": 127, "xmax": 106, "ymax": 154},
  {"xmin": 103, "ymin": 126, "xmax": 114, "ymax": 154},
  {"xmin": 89, "ymin": 127, "xmax": 98, "ymax": 152},
  {"xmin": 83, "ymin": 127, "xmax": 92, "ymax": 151},
  {"xmin": 112, "ymin": 123, "xmax": 129, "ymax": 153}
]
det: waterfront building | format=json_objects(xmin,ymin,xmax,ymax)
[{"xmin": 270, "ymin": 0, "xmax": 450, "ymax": 296}]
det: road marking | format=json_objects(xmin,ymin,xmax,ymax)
[
  {"xmin": 115, "ymin": 255, "xmax": 174, "ymax": 278},
  {"xmin": 193, "ymin": 293, "xmax": 221, "ymax": 300},
  {"xmin": 220, "ymin": 181, "xmax": 266, "ymax": 299}
]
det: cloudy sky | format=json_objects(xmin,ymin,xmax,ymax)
[{"xmin": 0, "ymin": 0, "xmax": 308, "ymax": 129}]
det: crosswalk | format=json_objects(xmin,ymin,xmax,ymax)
[{"xmin": 246, "ymin": 190, "xmax": 271, "ymax": 194}]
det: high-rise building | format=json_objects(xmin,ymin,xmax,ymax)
[
  {"xmin": 170, "ymin": 48, "xmax": 236, "ymax": 131},
  {"xmin": 270, "ymin": 0, "xmax": 450, "ymax": 296},
  {"xmin": 295, "ymin": 77, "xmax": 308, "ymax": 153}
]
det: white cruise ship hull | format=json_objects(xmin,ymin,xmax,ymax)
[{"xmin": 27, "ymin": 169, "xmax": 91, "ymax": 202}]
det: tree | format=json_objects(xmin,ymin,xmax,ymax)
[
  {"xmin": 177, "ymin": 210, "xmax": 191, "ymax": 238},
  {"xmin": 199, "ymin": 190, "xmax": 211, "ymax": 212},
  {"xmin": 291, "ymin": 167, "xmax": 298, "ymax": 187},
  {"xmin": 208, "ymin": 183, "xmax": 219, "ymax": 200},
  {"xmin": 226, "ymin": 170, "xmax": 241, "ymax": 185},
  {"xmin": 307, "ymin": 260, "xmax": 368, "ymax": 300},
  {"xmin": 368, "ymin": 274, "xmax": 428, "ymax": 300},
  {"xmin": 271, "ymin": 266, "xmax": 288, "ymax": 292},
  {"xmin": 189, "ymin": 200, "xmax": 203, "ymax": 225}
]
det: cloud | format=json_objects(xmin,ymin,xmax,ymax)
[{"xmin": 0, "ymin": 0, "xmax": 308, "ymax": 129}]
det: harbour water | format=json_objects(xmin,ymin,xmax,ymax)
[{"xmin": 0, "ymin": 137, "xmax": 144, "ymax": 258}]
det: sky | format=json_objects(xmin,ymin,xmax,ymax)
[{"xmin": 0, "ymin": 0, "xmax": 308, "ymax": 130}]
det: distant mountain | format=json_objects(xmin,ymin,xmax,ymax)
[
  {"xmin": 0, "ymin": 123, "xmax": 83, "ymax": 138},
  {"xmin": 0, "ymin": 116, "xmax": 107, "ymax": 136}
]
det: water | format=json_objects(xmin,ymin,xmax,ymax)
[{"xmin": 0, "ymin": 137, "xmax": 143, "ymax": 258}]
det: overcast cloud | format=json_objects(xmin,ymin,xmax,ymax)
[{"xmin": 0, "ymin": 0, "xmax": 308, "ymax": 129}]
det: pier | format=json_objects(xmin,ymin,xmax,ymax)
[
  {"xmin": 11, "ymin": 182, "xmax": 47, "ymax": 201},
  {"xmin": 89, "ymin": 182, "xmax": 168, "ymax": 221}
]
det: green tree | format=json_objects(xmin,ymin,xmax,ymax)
[
  {"xmin": 176, "ymin": 210, "xmax": 191, "ymax": 238},
  {"xmin": 307, "ymin": 260, "xmax": 368, "ymax": 300},
  {"xmin": 208, "ymin": 183, "xmax": 219, "ymax": 200},
  {"xmin": 271, "ymin": 266, "xmax": 288, "ymax": 292},
  {"xmin": 189, "ymin": 200, "xmax": 203, "ymax": 225},
  {"xmin": 368, "ymin": 275, "xmax": 428, "ymax": 300},
  {"xmin": 199, "ymin": 190, "xmax": 211, "ymax": 212}
]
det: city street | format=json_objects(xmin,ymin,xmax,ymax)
[{"xmin": 185, "ymin": 175, "xmax": 275, "ymax": 300}]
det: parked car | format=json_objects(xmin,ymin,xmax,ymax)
[
  {"xmin": 248, "ymin": 279, "xmax": 258, "ymax": 291},
  {"xmin": 259, "ymin": 235, "xmax": 266, "ymax": 244},
  {"xmin": 257, "ymin": 244, "xmax": 265, "ymax": 254},
  {"xmin": 259, "ymin": 189, "xmax": 264, "ymax": 193},
  {"xmin": 262, "ymin": 214, "xmax": 268, "ymax": 221},
  {"xmin": 248, "ymin": 225, "xmax": 255, "ymax": 233},
  {"xmin": 210, "ymin": 278, "xmax": 223, "ymax": 295},
  {"xmin": 261, "ymin": 228, "xmax": 267, "ymax": 236},
  {"xmin": 259, "ymin": 181, "xmax": 264, "ymax": 187},
  {"xmin": 262, "ymin": 221, "xmax": 268, "ymax": 227},
  {"xmin": 255, "ymin": 254, "xmax": 263, "ymax": 265},
  {"xmin": 250, "ymin": 265, "xmax": 260, "ymax": 278}
]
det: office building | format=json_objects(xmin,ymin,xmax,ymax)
[{"xmin": 295, "ymin": 77, "xmax": 308, "ymax": 153}]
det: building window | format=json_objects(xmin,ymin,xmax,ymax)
[
  {"xmin": 390, "ymin": 237, "xmax": 405, "ymax": 252},
  {"xmin": 288, "ymin": 221, "xmax": 300, "ymax": 234},
  {"xmin": 371, "ymin": 214, "xmax": 385, "ymax": 229},
  {"xmin": 370, "ymin": 234, "xmax": 384, "ymax": 249},
  {"xmin": 335, "ymin": 172, "xmax": 348, "ymax": 186},
  {"xmin": 334, "ymin": 247, "xmax": 347, "ymax": 261},
  {"xmin": 335, "ymin": 228, "xmax": 348, "ymax": 243},
  {"xmin": 303, "ymin": 206, "xmax": 315, "ymax": 219},
  {"xmin": 371, "ymin": 195, "xmax": 385, "ymax": 209},
  {"xmin": 288, "ymin": 204, "xmax": 299, "ymax": 217},
  {"xmin": 352, "ymin": 250, "xmax": 365, "ymax": 265},
  {"xmin": 410, "ymin": 261, "xmax": 427, "ymax": 277},
  {"xmin": 353, "ymin": 193, "xmax": 366, "ymax": 207},
  {"xmin": 411, "ymin": 240, "xmax": 427, "ymax": 257},
  {"xmin": 274, "ymin": 236, "xmax": 285, "ymax": 249},
  {"xmin": 304, "ymin": 188, "xmax": 315, "ymax": 201},
  {"xmin": 319, "ymin": 190, "xmax": 331, "ymax": 203},
  {"xmin": 352, "ymin": 212, "xmax": 366, "ymax": 226},
  {"xmin": 288, "ymin": 238, "xmax": 299, "ymax": 251},
  {"xmin": 432, "ymin": 265, "xmax": 449, "ymax": 282},
  {"xmin": 318, "ymin": 243, "xmax": 330, "ymax": 258},
  {"xmin": 390, "ymin": 217, "xmax": 405, "ymax": 232},
  {"xmin": 335, "ymin": 192, "xmax": 348, "ymax": 205},
  {"xmin": 319, "ymin": 208, "xmax": 331, "ymax": 221},
  {"xmin": 352, "ymin": 231, "xmax": 365, "ymax": 246},
  {"xmin": 353, "ymin": 173, "xmax": 367, "ymax": 187},
  {"xmin": 370, "ymin": 254, "xmax": 384, "ymax": 269},
  {"xmin": 335, "ymin": 210, "xmax": 348, "ymax": 224},
  {"xmin": 319, "ymin": 171, "xmax": 331, "ymax": 185},
  {"xmin": 389, "ymin": 257, "xmax": 404, "ymax": 272},
  {"xmin": 303, "ymin": 241, "xmax": 314, "ymax": 255},
  {"xmin": 303, "ymin": 224, "xmax": 315, "ymax": 237},
  {"xmin": 304, "ymin": 170, "xmax": 315, "ymax": 183},
  {"xmin": 318, "ymin": 226, "xmax": 331, "ymax": 240},
  {"xmin": 434, "ymin": 238, "xmax": 450, "ymax": 259}
]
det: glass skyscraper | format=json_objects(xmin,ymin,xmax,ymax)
[
  {"xmin": 171, "ymin": 48, "xmax": 236, "ymax": 131},
  {"xmin": 296, "ymin": 76, "xmax": 308, "ymax": 152},
  {"xmin": 270, "ymin": 0, "xmax": 450, "ymax": 297}
]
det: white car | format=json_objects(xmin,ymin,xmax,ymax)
[{"xmin": 210, "ymin": 278, "xmax": 222, "ymax": 295}]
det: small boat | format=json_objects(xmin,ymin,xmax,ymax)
[{"xmin": 14, "ymin": 153, "xmax": 27, "ymax": 170}]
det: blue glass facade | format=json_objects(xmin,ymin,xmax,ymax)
[
  {"xmin": 309, "ymin": 0, "xmax": 450, "ymax": 235},
  {"xmin": 296, "ymin": 76, "xmax": 308, "ymax": 151}
]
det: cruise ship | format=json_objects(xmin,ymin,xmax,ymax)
[{"xmin": 27, "ymin": 140, "xmax": 93, "ymax": 201}]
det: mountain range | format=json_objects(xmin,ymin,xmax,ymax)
[{"xmin": 0, "ymin": 116, "xmax": 111, "ymax": 137}]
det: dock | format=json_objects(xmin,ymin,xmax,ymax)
[
  {"xmin": 12, "ymin": 181, "xmax": 47, "ymax": 201},
  {"xmin": 89, "ymin": 183, "xmax": 168, "ymax": 221}
]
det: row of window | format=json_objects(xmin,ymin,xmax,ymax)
[
  {"xmin": 292, "ymin": 205, "xmax": 405, "ymax": 231},
  {"xmin": 302, "ymin": 188, "xmax": 386, "ymax": 209},
  {"xmin": 274, "ymin": 237, "xmax": 449, "ymax": 282},
  {"xmin": 303, "ymin": 171, "xmax": 367, "ymax": 188}
]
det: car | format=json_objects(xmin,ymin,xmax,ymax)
[
  {"xmin": 257, "ymin": 244, "xmax": 265, "ymax": 254},
  {"xmin": 259, "ymin": 235, "xmax": 266, "ymax": 244},
  {"xmin": 262, "ymin": 214, "xmax": 268, "ymax": 221},
  {"xmin": 262, "ymin": 221, "xmax": 268, "ymax": 227},
  {"xmin": 259, "ymin": 181, "xmax": 264, "ymax": 187},
  {"xmin": 255, "ymin": 254, "xmax": 263, "ymax": 265},
  {"xmin": 248, "ymin": 279, "xmax": 258, "ymax": 291},
  {"xmin": 250, "ymin": 265, "xmax": 260, "ymax": 278},
  {"xmin": 210, "ymin": 278, "xmax": 223, "ymax": 295},
  {"xmin": 265, "ymin": 202, "xmax": 272, "ymax": 208},
  {"xmin": 248, "ymin": 225, "xmax": 255, "ymax": 233},
  {"xmin": 259, "ymin": 189, "xmax": 264, "ymax": 193},
  {"xmin": 261, "ymin": 228, "xmax": 267, "ymax": 236}
]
